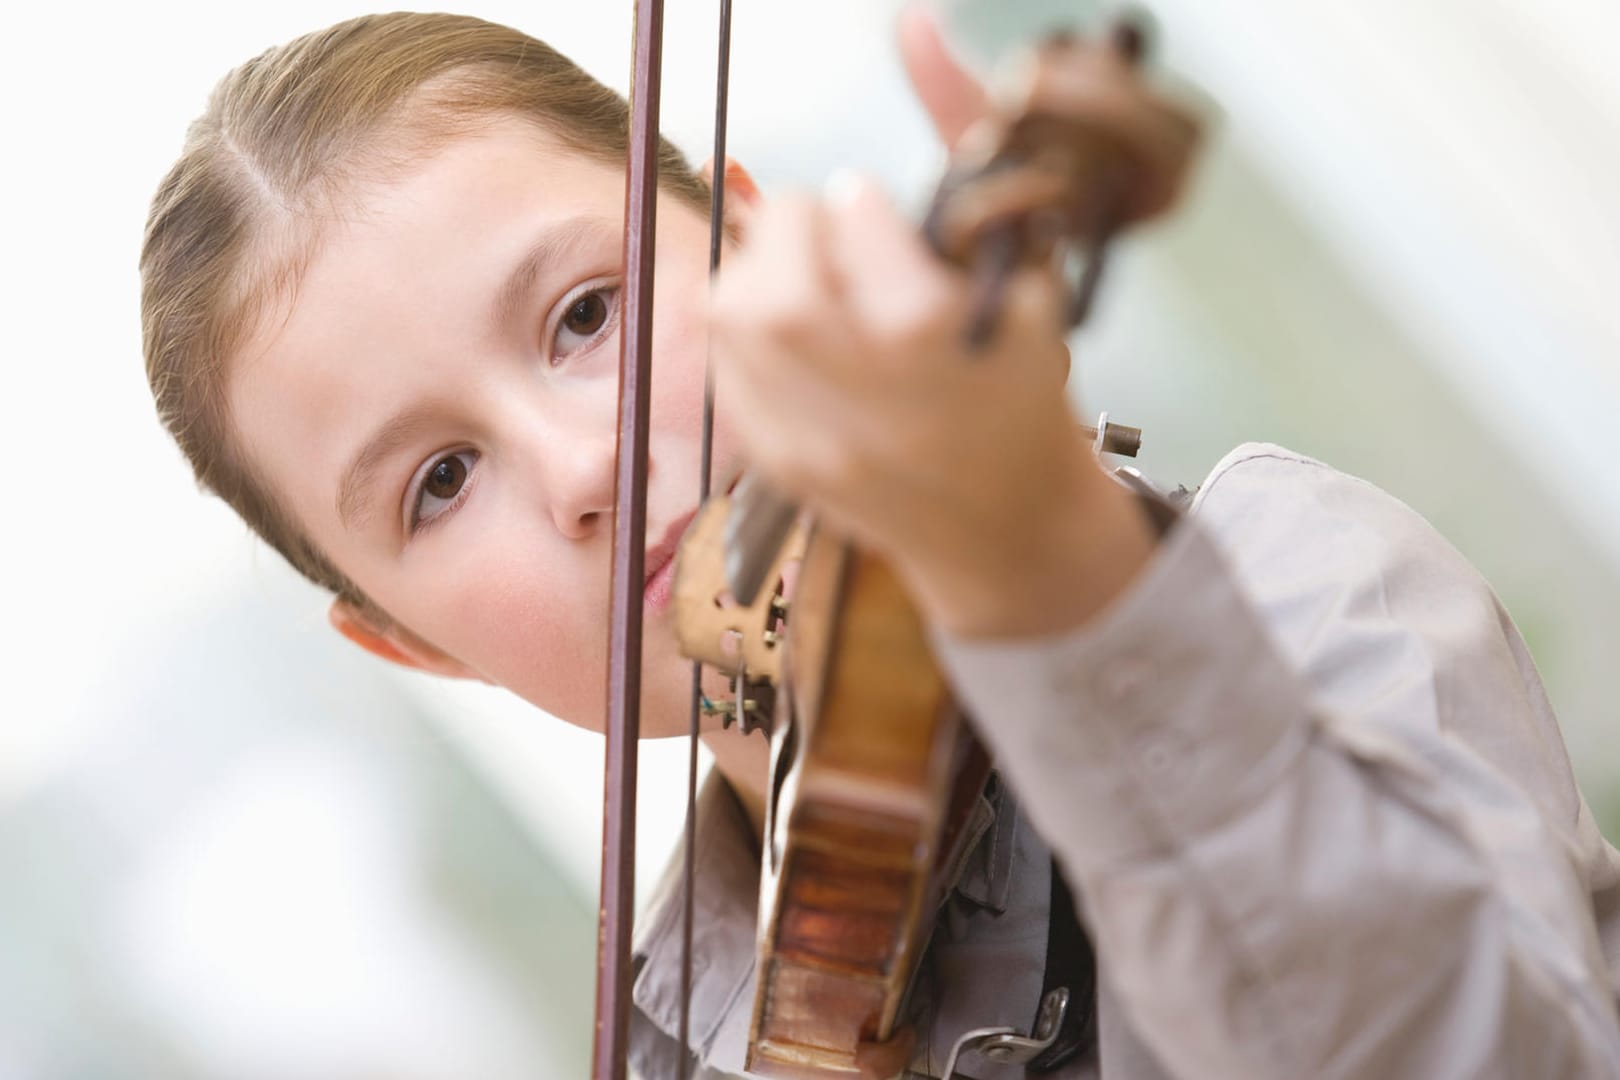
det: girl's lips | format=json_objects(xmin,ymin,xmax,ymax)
[
  {"xmin": 643, "ymin": 507, "xmax": 698, "ymax": 612},
  {"xmin": 644, "ymin": 551, "xmax": 678, "ymax": 612},
  {"xmin": 642, "ymin": 476, "xmax": 741, "ymax": 613}
]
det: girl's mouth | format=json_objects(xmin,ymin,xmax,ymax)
[
  {"xmin": 643, "ymin": 507, "xmax": 697, "ymax": 612},
  {"xmin": 644, "ymin": 548, "xmax": 679, "ymax": 611}
]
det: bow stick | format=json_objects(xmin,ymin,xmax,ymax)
[
  {"xmin": 591, "ymin": 0, "xmax": 664, "ymax": 1072},
  {"xmin": 593, "ymin": 0, "xmax": 735, "ymax": 1075}
]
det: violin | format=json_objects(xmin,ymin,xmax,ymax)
[{"xmin": 594, "ymin": 9, "xmax": 1202, "ymax": 1079}]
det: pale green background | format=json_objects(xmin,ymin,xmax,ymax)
[{"xmin": 3, "ymin": 0, "xmax": 1617, "ymax": 1075}]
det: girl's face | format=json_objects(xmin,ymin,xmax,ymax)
[{"xmin": 230, "ymin": 115, "xmax": 745, "ymax": 736}]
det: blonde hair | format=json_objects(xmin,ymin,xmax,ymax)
[{"xmin": 141, "ymin": 12, "xmax": 710, "ymax": 609}]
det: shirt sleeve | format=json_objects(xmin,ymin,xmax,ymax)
[{"xmin": 930, "ymin": 447, "xmax": 1620, "ymax": 1078}]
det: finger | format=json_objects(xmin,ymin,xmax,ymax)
[
  {"xmin": 709, "ymin": 195, "xmax": 850, "ymax": 491},
  {"xmin": 713, "ymin": 193, "xmax": 840, "ymax": 355},
  {"xmin": 1001, "ymin": 264, "xmax": 1069, "ymax": 374},
  {"xmin": 823, "ymin": 172, "xmax": 966, "ymax": 347},
  {"xmin": 897, "ymin": 3, "xmax": 989, "ymax": 149},
  {"xmin": 855, "ymin": 1023, "xmax": 917, "ymax": 1080},
  {"xmin": 728, "ymin": 192, "xmax": 835, "ymax": 298}
]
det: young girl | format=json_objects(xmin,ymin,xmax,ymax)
[{"xmin": 142, "ymin": 11, "xmax": 1620, "ymax": 1079}]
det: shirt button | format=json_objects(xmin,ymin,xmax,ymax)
[
  {"xmin": 1133, "ymin": 732, "xmax": 1193, "ymax": 787},
  {"xmin": 1140, "ymin": 735, "xmax": 1179, "ymax": 777},
  {"xmin": 1096, "ymin": 654, "xmax": 1152, "ymax": 705}
]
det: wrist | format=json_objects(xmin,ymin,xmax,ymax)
[{"xmin": 902, "ymin": 457, "xmax": 1159, "ymax": 640}]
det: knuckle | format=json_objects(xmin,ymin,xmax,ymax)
[
  {"xmin": 871, "ymin": 289, "xmax": 952, "ymax": 354},
  {"xmin": 749, "ymin": 292, "xmax": 824, "ymax": 350},
  {"xmin": 814, "ymin": 438, "xmax": 863, "ymax": 492},
  {"xmin": 776, "ymin": 307, "xmax": 825, "ymax": 350}
]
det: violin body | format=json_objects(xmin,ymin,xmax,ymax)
[
  {"xmin": 673, "ymin": 496, "xmax": 991, "ymax": 1076},
  {"xmin": 747, "ymin": 528, "xmax": 990, "ymax": 1077}
]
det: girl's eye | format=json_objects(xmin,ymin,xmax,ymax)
[
  {"xmin": 554, "ymin": 285, "xmax": 619, "ymax": 360},
  {"xmin": 410, "ymin": 449, "xmax": 478, "ymax": 533},
  {"xmin": 565, "ymin": 293, "xmax": 607, "ymax": 334}
]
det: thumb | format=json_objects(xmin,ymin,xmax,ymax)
[{"xmin": 897, "ymin": 3, "xmax": 988, "ymax": 148}]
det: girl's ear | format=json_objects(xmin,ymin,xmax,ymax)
[
  {"xmin": 328, "ymin": 599, "xmax": 484, "ymax": 681},
  {"xmin": 700, "ymin": 156, "xmax": 762, "ymax": 233}
]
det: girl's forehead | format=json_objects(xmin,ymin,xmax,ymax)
[
  {"xmin": 228, "ymin": 119, "xmax": 629, "ymax": 492},
  {"xmin": 358, "ymin": 117, "xmax": 626, "ymax": 236},
  {"xmin": 269, "ymin": 120, "xmax": 626, "ymax": 324}
]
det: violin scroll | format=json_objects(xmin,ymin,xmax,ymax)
[{"xmin": 924, "ymin": 17, "xmax": 1204, "ymax": 341}]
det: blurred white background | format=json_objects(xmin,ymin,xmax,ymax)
[{"xmin": 3, "ymin": 0, "xmax": 1619, "ymax": 1076}]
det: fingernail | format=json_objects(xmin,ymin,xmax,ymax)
[{"xmin": 824, "ymin": 168, "xmax": 865, "ymax": 207}]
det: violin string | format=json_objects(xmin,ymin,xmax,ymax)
[{"xmin": 680, "ymin": 1, "xmax": 735, "ymax": 1075}]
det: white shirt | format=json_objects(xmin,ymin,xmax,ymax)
[{"xmin": 630, "ymin": 443, "xmax": 1620, "ymax": 1078}]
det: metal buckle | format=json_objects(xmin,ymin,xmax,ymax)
[{"xmin": 938, "ymin": 986, "xmax": 1070, "ymax": 1080}]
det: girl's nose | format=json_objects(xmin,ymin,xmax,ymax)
[{"xmin": 547, "ymin": 427, "xmax": 624, "ymax": 539}]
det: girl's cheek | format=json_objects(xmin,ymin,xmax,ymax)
[
  {"xmin": 415, "ymin": 494, "xmax": 541, "ymax": 660},
  {"xmin": 490, "ymin": 582, "xmax": 607, "ymax": 726},
  {"xmin": 661, "ymin": 288, "xmax": 729, "ymax": 431}
]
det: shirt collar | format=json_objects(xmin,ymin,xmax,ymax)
[{"xmin": 632, "ymin": 769, "xmax": 762, "ymax": 1062}]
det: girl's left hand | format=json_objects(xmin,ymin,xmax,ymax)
[{"xmin": 708, "ymin": 177, "xmax": 1154, "ymax": 639}]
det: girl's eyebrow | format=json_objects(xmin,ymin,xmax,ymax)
[
  {"xmin": 490, "ymin": 215, "xmax": 617, "ymax": 329},
  {"xmin": 337, "ymin": 403, "xmax": 437, "ymax": 531}
]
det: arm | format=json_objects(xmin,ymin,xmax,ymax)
[
  {"xmin": 932, "ymin": 453, "xmax": 1620, "ymax": 1077},
  {"xmin": 706, "ymin": 84, "xmax": 1618, "ymax": 1076}
]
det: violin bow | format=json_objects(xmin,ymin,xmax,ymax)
[
  {"xmin": 591, "ymin": 0, "xmax": 663, "ymax": 1071},
  {"xmin": 593, "ymin": 0, "xmax": 734, "ymax": 1075}
]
